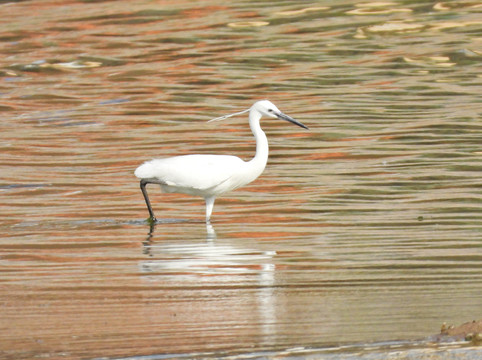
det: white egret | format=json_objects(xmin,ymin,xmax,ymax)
[{"xmin": 135, "ymin": 100, "xmax": 308, "ymax": 223}]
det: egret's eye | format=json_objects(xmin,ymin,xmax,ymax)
[{"xmin": 268, "ymin": 109, "xmax": 273, "ymax": 113}]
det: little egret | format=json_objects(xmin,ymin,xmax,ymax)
[{"xmin": 135, "ymin": 100, "xmax": 308, "ymax": 223}]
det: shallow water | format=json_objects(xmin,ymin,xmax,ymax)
[{"xmin": 1, "ymin": 1, "xmax": 481, "ymax": 359}]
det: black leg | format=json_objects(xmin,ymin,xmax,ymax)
[{"xmin": 140, "ymin": 179, "xmax": 157, "ymax": 223}]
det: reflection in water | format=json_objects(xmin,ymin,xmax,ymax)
[
  {"xmin": 206, "ymin": 222, "xmax": 216, "ymax": 240},
  {"xmin": 142, "ymin": 220, "xmax": 217, "ymax": 257},
  {"xmin": 1, "ymin": 0, "xmax": 481, "ymax": 359},
  {"xmin": 139, "ymin": 221, "xmax": 277, "ymax": 347},
  {"xmin": 142, "ymin": 222, "xmax": 156, "ymax": 256},
  {"xmin": 140, "ymin": 222, "xmax": 276, "ymax": 278}
]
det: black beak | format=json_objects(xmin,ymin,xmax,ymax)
[{"xmin": 275, "ymin": 111, "xmax": 309, "ymax": 130}]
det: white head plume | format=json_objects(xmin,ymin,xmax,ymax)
[{"xmin": 208, "ymin": 108, "xmax": 250, "ymax": 123}]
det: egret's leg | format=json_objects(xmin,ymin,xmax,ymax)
[
  {"xmin": 140, "ymin": 179, "xmax": 157, "ymax": 222},
  {"xmin": 205, "ymin": 196, "xmax": 215, "ymax": 223}
]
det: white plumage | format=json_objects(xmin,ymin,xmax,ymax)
[
  {"xmin": 135, "ymin": 100, "xmax": 308, "ymax": 223},
  {"xmin": 135, "ymin": 154, "xmax": 251, "ymax": 197}
]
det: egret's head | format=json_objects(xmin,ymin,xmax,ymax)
[
  {"xmin": 253, "ymin": 100, "xmax": 281, "ymax": 119},
  {"xmin": 253, "ymin": 100, "xmax": 308, "ymax": 130},
  {"xmin": 208, "ymin": 100, "xmax": 308, "ymax": 130}
]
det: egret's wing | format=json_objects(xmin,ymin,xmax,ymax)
[{"xmin": 135, "ymin": 154, "xmax": 244, "ymax": 191}]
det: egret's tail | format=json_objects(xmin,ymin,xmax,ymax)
[{"xmin": 134, "ymin": 161, "xmax": 154, "ymax": 179}]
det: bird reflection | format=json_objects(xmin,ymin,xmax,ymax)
[
  {"xmin": 142, "ymin": 222, "xmax": 156, "ymax": 256},
  {"xmin": 142, "ymin": 220, "xmax": 216, "ymax": 257},
  {"xmin": 205, "ymin": 222, "xmax": 216, "ymax": 240},
  {"xmin": 139, "ymin": 221, "xmax": 276, "ymax": 281},
  {"xmin": 139, "ymin": 220, "xmax": 277, "ymax": 343}
]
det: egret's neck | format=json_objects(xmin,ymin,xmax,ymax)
[{"xmin": 248, "ymin": 109, "xmax": 269, "ymax": 169}]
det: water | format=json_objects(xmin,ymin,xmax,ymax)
[{"xmin": 1, "ymin": 1, "xmax": 481, "ymax": 359}]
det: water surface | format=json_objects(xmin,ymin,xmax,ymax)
[{"xmin": 0, "ymin": 1, "xmax": 481, "ymax": 359}]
